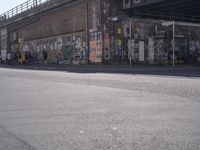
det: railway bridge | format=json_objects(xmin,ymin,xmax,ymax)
[{"xmin": 0, "ymin": 0, "xmax": 200, "ymax": 65}]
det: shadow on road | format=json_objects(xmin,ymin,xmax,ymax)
[
  {"xmin": 64, "ymin": 68, "xmax": 200, "ymax": 78},
  {"xmin": 0, "ymin": 64, "xmax": 200, "ymax": 78}
]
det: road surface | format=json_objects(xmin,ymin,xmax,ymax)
[{"xmin": 0, "ymin": 67, "xmax": 200, "ymax": 150}]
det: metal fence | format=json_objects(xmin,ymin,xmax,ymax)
[{"xmin": 0, "ymin": 0, "xmax": 49, "ymax": 22}]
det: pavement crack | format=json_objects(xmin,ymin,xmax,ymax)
[{"xmin": 0, "ymin": 125, "xmax": 36, "ymax": 150}]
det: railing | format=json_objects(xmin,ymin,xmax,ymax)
[{"xmin": 0, "ymin": 0, "xmax": 49, "ymax": 22}]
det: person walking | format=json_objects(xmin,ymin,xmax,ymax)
[
  {"xmin": 0, "ymin": 54, "xmax": 2, "ymax": 64},
  {"xmin": 7, "ymin": 52, "xmax": 12, "ymax": 65},
  {"xmin": 42, "ymin": 49, "xmax": 48, "ymax": 64},
  {"xmin": 19, "ymin": 51, "xmax": 26, "ymax": 65}
]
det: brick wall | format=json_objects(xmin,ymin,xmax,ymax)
[{"xmin": 8, "ymin": 0, "xmax": 87, "ymax": 42}]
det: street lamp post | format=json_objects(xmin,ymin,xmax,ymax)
[
  {"xmin": 129, "ymin": 17, "xmax": 132, "ymax": 66},
  {"xmin": 86, "ymin": 0, "xmax": 90, "ymax": 65},
  {"xmin": 172, "ymin": 20, "xmax": 175, "ymax": 67}
]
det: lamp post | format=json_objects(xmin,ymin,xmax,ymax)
[
  {"xmin": 129, "ymin": 16, "xmax": 132, "ymax": 66},
  {"xmin": 86, "ymin": 0, "xmax": 90, "ymax": 65},
  {"xmin": 172, "ymin": 20, "xmax": 175, "ymax": 67}
]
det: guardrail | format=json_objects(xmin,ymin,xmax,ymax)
[{"xmin": 0, "ymin": 0, "xmax": 49, "ymax": 22}]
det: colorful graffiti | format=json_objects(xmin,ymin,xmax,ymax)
[
  {"xmin": 189, "ymin": 41, "xmax": 200, "ymax": 63},
  {"xmin": 133, "ymin": 30, "xmax": 140, "ymax": 62},
  {"xmin": 89, "ymin": 31, "xmax": 103, "ymax": 63},
  {"xmin": 72, "ymin": 34, "xmax": 86, "ymax": 65},
  {"xmin": 21, "ymin": 32, "xmax": 87, "ymax": 65},
  {"xmin": 189, "ymin": 41, "xmax": 200, "ymax": 56},
  {"xmin": 89, "ymin": 0, "xmax": 101, "ymax": 33},
  {"xmin": 102, "ymin": 0, "xmax": 110, "ymax": 33},
  {"xmin": 155, "ymin": 39, "xmax": 167, "ymax": 63}
]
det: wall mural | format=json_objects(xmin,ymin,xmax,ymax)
[
  {"xmin": 189, "ymin": 41, "xmax": 200, "ymax": 56},
  {"xmin": 89, "ymin": 31, "xmax": 103, "ymax": 63},
  {"xmin": 21, "ymin": 32, "xmax": 87, "ymax": 65},
  {"xmin": 189, "ymin": 41, "xmax": 200, "ymax": 62},
  {"xmin": 155, "ymin": 39, "xmax": 167, "ymax": 64}
]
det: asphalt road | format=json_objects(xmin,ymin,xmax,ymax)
[{"xmin": 0, "ymin": 68, "xmax": 200, "ymax": 150}]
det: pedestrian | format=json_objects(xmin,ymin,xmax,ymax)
[
  {"xmin": 0, "ymin": 53, "xmax": 2, "ymax": 64},
  {"xmin": 0, "ymin": 54, "xmax": 2, "ymax": 64},
  {"xmin": 42, "ymin": 49, "xmax": 48, "ymax": 64},
  {"xmin": 22, "ymin": 51, "xmax": 26, "ymax": 65},
  {"xmin": 25, "ymin": 52, "xmax": 29, "ymax": 64},
  {"xmin": 17, "ymin": 51, "xmax": 21, "ymax": 65},
  {"xmin": 7, "ymin": 52, "xmax": 12, "ymax": 65},
  {"xmin": 19, "ymin": 51, "xmax": 26, "ymax": 65}
]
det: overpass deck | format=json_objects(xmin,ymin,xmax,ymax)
[
  {"xmin": 124, "ymin": 0, "xmax": 200, "ymax": 23},
  {"xmin": 0, "ymin": 0, "xmax": 73, "ymax": 27}
]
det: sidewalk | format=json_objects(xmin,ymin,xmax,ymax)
[
  {"xmin": 0, "ymin": 63, "xmax": 199, "ymax": 69},
  {"xmin": 0, "ymin": 64, "xmax": 199, "ymax": 77}
]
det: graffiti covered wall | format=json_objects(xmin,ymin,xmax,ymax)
[
  {"xmin": 0, "ymin": 28, "xmax": 8, "ymax": 61},
  {"xmin": 3, "ymin": 0, "xmax": 200, "ymax": 65},
  {"xmin": 108, "ymin": 13, "xmax": 200, "ymax": 64},
  {"xmin": 21, "ymin": 32, "xmax": 87, "ymax": 65},
  {"xmin": 89, "ymin": 0, "xmax": 103, "ymax": 63}
]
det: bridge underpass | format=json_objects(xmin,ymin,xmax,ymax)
[
  {"xmin": 123, "ymin": 0, "xmax": 200, "ymax": 23},
  {"xmin": 121, "ymin": 0, "xmax": 200, "ymax": 65},
  {"xmin": 0, "ymin": 0, "xmax": 199, "ymax": 65}
]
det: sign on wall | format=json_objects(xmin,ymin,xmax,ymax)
[{"xmin": 0, "ymin": 28, "xmax": 7, "ymax": 36}]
